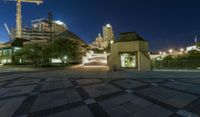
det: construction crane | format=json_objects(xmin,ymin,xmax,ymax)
[
  {"xmin": 4, "ymin": 23, "xmax": 11, "ymax": 35},
  {"xmin": 4, "ymin": 23, "xmax": 12, "ymax": 40},
  {"xmin": 5, "ymin": 0, "xmax": 43, "ymax": 38}
]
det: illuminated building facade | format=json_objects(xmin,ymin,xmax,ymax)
[
  {"xmin": 10, "ymin": 18, "xmax": 68, "ymax": 41},
  {"xmin": 108, "ymin": 32, "xmax": 152, "ymax": 71},
  {"xmin": 0, "ymin": 39, "xmax": 27, "ymax": 64},
  {"xmin": 0, "ymin": 18, "xmax": 86, "ymax": 64},
  {"xmin": 31, "ymin": 18, "xmax": 67, "ymax": 34},
  {"xmin": 102, "ymin": 24, "xmax": 114, "ymax": 47},
  {"xmin": 90, "ymin": 24, "xmax": 114, "ymax": 50}
]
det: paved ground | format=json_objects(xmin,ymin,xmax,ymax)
[{"xmin": 0, "ymin": 65, "xmax": 200, "ymax": 117}]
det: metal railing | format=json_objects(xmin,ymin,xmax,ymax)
[{"xmin": 153, "ymin": 59, "xmax": 200, "ymax": 69}]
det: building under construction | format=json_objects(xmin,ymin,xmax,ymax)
[
  {"xmin": 10, "ymin": 18, "xmax": 67, "ymax": 41},
  {"xmin": 0, "ymin": 18, "xmax": 86, "ymax": 64}
]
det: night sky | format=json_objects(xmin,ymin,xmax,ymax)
[{"xmin": 0, "ymin": 0, "xmax": 200, "ymax": 51}]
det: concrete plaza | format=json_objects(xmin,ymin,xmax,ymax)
[{"xmin": 0, "ymin": 65, "xmax": 200, "ymax": 117}]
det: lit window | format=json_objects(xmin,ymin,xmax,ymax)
[{"xmin": 120, "ymin": 53, "xmax": 137, "ymax": 68}]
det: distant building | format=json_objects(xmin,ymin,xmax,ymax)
[
  {"xmin": 0, "ymin": 18, "xmax": 87, "ymax": 65},
  {"xmin": 90, "ymin": 33, "xmax": 104, "ymax": 50},
  {"xmin": 102, "ymin": 24, "xmax": 114, "ymax": 47},
  {"xmin": 0, "ymin": 39, "xmax": 28, "ymax": 64},
  {"xmin": 108, "ymin": 32, "xmax": 152, "ymax": 71},
  {"xmin": 90, "ymin": 24, "xmax": 114, "ymax": 50},
  {"xmin": 10, "ymin": 18, "xmax": 68, "ymax": 41},
  {"xmin": 31, "ymin": 18, "xmax": 67, "ymax": 34},
  {"xmin": 186, "ymin": 45, "xmax": 199, "ymax": 51}
]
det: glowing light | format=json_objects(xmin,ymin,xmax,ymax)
[
  {"xmin": 180, "ymin": 48, "xmax": 184, "ymax": 52},
  {"xmin": 106, "ymin": 24, "xmax": 112, "ymax": 28},
  {"xmin": 54, "ymin": 20, "xmax": 66, "ymax": 27},
  {"xmin": 169, "ymin": 49, "xmax": 173, "ymax": 54},
  {"xmin": 110, "ymin": 40, "xmax": 114, "ymax": 44}
]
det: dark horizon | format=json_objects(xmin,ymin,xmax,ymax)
[{"xmin": 0, "ymin": 0, "xmax": 200, "ymax": 51}]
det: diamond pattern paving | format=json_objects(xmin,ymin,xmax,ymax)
[
  {"xmin": 47, "ymin": 106, "xmax": 94, "ymax": 117},
  {"xmin": 41, "ymin": 81, "xmax": 73, "ymax": 91},
  {"xmin": 112, "ymin": 79, "xmax": 146, "ymax": 89},
  {"xmin": 99, "ymin": 94, "xmax": 173, "ymax": 117},
  {"xmin": 0, "ymin": 97, "xmax": 26, "ymax": 117},
  {"xmin": 76, "ymin": 79, "xmax": 102, "ymax": 85},
  {"xmin": 137, "ymin": 86, "xmax": 198, "ymax": 108},
  {"xmin": 162, "ymin": 81, "xmax": 200, "ymax": 95},
  {"xmin": 0, "ymin": 85, "xmax": 36, "ymax": 98},
  {"xmin": 0, "ymin": 75, "xmax": 199, "ymax": 117},
  {"xmin": 31, "ymin": 88, "xmax": 82, "ymax": 112},
  {"xmin": 84, "ymin": 83, "xmax": 122, "ymax": 98},
  {"xmin": 7, "ymin": 78, "xmax": 40, "ymax": 87}
]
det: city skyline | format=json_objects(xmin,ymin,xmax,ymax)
[{"xmin": 0, "ymin": 0, "xmax": 200, "ymax": 51}]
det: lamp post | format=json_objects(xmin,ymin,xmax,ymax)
[
  {"xmin": 179, "ymin": 48, "xmax": 184, "ymax": 54},
  {"xmin": 169, "ymin": 49, "xmax": 173, "ymax": 55}
]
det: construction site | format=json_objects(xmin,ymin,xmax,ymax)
[{"xmin": 0, "ymin": 0, "xmax": 86, "ymax": 65}]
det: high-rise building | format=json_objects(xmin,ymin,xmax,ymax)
[
  {"xmin": 90, "ymin": 24, "xmax": 114, "ymax": 50},
  {"xmin": 102, "ymin": 24, "xmax": 114, "ymax": 46}
]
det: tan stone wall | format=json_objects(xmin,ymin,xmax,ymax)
[
  {"xmin": 108, "ymin": 41, "xmax": 151, "ymax": 71},
  {"xmin": 138, "ymin": 51, "xmax": 152, "ymax": 71}
]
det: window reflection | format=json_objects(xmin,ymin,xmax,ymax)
[{"xmin": 120, "ymin": 53, "xmax": 136, "ymax": 68}]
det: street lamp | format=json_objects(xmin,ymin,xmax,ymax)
[
  {"xmin": 169, "ymin": 49, "xmax": 173, "ymax": 55},
  {"xmin": 110, "ymin": 40, "xmax": 114, "ymax": 44},
  {"xmin": 159, "ymin": 51, "xmax": 163, "ymax": 55},
  {"xmin": 179, "ymin": 48, "xmax": 184, "ymax": 54}
]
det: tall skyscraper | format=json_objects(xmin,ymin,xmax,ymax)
[
  {"xmin": 102, "ymin": 24, "xmax": 114, "ymax": 46},
  {"xmin": 90, "ymin": 24, "xmax": 114, "ymax": 50}
]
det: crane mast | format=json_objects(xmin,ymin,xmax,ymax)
[
  {"xmin": 5, "ymin": 0, "xmax": 43, "ymax": 38},
  {"xmin": 16, "ymin": 0, "xmax": 22, "ymax": 38}
]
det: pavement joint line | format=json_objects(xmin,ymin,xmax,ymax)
[
  {"xmin": 131, "ymin": 78, "xmax": 149, "ymax": 83},
  {"xmin": 40, "ymin": 86, "xmax": 75, "ymax": 93},
  {"xmin": 5, "ymin": 83, "xmax": 40, "ymax": 88},
  {"xmin": 76, "ymin": 81, "xmax": 105, "ymax": 87},
  {"xmin": 183, "ymin": 97, "xmax": 200, "ymax": 112},
  {"xmin": 176, "ymin": 79, "xmax": 200, "ymax": 86},
  {"xmin": 159, "ymin": 85, "xmax": 200, "ymax": 96},
  {"xmin": 95, "ymin": 91, "xmax": 125, "ymax": 102},
  {"xmin": 75, "ymin": 87, "xmax": 92, "ymax": 100},
  {"xmin": 125, "ymin": 89, "xmax": 134, "ymax": 93},
  {"xmin": 0, "ymin": 94, "xmax": 28, "ymax": 100},
  {"xmin": 12, "ymin": 78, "xmax": 46, "ymax": 117},
  {"xmin": 0, "ymin": 75, "xmax": 199, "ymax": 117},
  {"xmin": 87, "ymin": 103, "xmax": 110, "ymax": 117},
  {"xmin": 1, "ymin": 77, "xmax": 22, "ymax": 87},
  {"xmin": 150, "ymin": 83, "xmax": 159, "ymax": 86},
  {"xmin": 168, "ymin": 79, "xmax": 176, "ymax": 82},
  {"xmin": 69, "ymin": 79, "xmax": 79, "ymax": 86},
  {"xmin": 108, "ymin": 81, "xmax": 126, "ymax": 90},
  {"xmin": 131, "ymin": 84, "xmax": 151, "ymax": 90},
  {"xmin": 133, "ymin": 91, "xmax": 178, "ymax": 112},
  {"xmin": 72, "ymin": 79, "xmax": 113, "ymax": 117},
  {"xmin": 176, "ymin": 110, "xmax": 199, "ymax": 117},
  {"xmin": 29, "ymin": 92, "xmax": 40, "ymax": 96},
  {"xmin": 84, "ymin": 99, "xmax": 96, "ymax": 105},
  {"xmin": 29, "ymin": 101, "xmax": 84, "ymax": 117}
]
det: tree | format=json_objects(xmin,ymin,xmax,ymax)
[
  {"xmin": 14, "ymin": 36, "xmax": 82, "ymax": 66},
  {"xmin": 50, "ymin": 37, "xmax": 80, "ymax": 64},
  {"xmin": 14, "ymin": 44, "xmax": 51, "ymax": 66}
]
